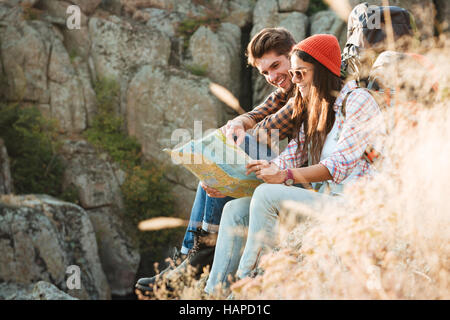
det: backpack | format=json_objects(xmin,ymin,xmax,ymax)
[
  {"xmin": 340, "ymin": 3, "xmax": 437, "ymax": 164},
  {"xmin": 341, "ymin": 2, "xmax": 418, "ymax": 81}
]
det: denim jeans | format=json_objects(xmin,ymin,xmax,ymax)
[
  {"xmin": 180, "ymin": 134, "xmax": 277, "ymax": 254},
  {"xmin": 204, "ymin": 183, "xmax": 343, "ymax": 295}
]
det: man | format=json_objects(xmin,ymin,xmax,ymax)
[{"xmin": 135, "ymin": 27, "xmax": 297, "ymax": 298}]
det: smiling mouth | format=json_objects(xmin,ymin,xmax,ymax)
[{"xmin": 275, "ymin": 76, "xmax": 287, "ymax": 87}]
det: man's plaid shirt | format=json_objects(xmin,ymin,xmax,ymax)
[
  {"xmin": 271, "ymin": 80, "xmax": 385, "ymax": 185},
  {"xmin": 241, "ymin": 88, "xmax": 295, "ymax": 141}
]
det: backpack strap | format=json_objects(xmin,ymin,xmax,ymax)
[{"xmin": 340, "ymin": 88, "xmax": 381, "ymax": 165}]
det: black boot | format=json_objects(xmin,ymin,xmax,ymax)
[
  {"xmin": 135, "ymin": 228, "xmax": 217, "ymax": 297},
  {"xmin": 135, "ymin": 247, "xmax": 186, "ymax": 294}
]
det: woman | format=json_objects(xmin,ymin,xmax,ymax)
[{"xmin": 205, "ymin": 34, "xmax": 385, "ymax": 295}]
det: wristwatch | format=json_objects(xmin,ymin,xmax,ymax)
[{"xmin": 283, "ymin": 169, "xmax": 294, "ymax": 186}]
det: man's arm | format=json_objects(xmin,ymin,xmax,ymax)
[{"xmin": 224, "ymin": 89, "xmax": 290, "ymax": 144}]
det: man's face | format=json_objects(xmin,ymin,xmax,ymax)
[{"xmin": 254, "ymin": 51, "xmax": 293, "ymax": 93}]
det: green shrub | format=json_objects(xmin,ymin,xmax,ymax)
[
  {"xmin": 0, "ymin": 103, "xmax": 66, "ymax": 197},
  {"xmin": 306, "ymin": 0, "xmax": 329, "ymax": 16},
  {"xmin": 176, "ymin": 11, "xmax": 224, "ymax": 52},
  {"xmin": 84, "ymin": 77, "xmax": 181, "ymax": 276},
  {"xmin": 84, "ymin": 77, "xmax": 141, "ymax": 168},
  {"xmin": 185, "ymin": 63, "xmax": 208, "ymax": 76}
]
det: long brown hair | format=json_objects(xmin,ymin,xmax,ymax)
[{"xmin": 292, "ymin": 50, "xmax": 343, "ymax": 165}]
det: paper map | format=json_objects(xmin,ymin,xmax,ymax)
[{"xmin": 164, "ymin": 129, "xmax": 262, "ymax": 198}]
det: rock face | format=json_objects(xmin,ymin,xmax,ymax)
[
  {"xmin": 189, "ymin": 23, "xmax": 242, "ymax": 98},
  {"xmin": 70, "ymin": 0, "xmax": 102, "ymax": 15},
  {"xmin": 126, "ymin": 65, "xmax": 225, "ymax": 163},
  {"xmin": 61, "ymin": 140, "xmax": 125, "ymax": 210},
  {"xmin": 0, "ymin": 281, "xmax": 79, "ymax": 300},
  {"xmin": 310, "ymin": 10, "xmax": 347, "ymax": 49},
  {"xmin": 89, "ymin": 16, "xmax": 171, "ymax": 82},
  {"xmin": 126, "ymin": 65, "xmax": 228, "ymax": 215},
  {"xmin": 0, "ymin": 19, "xmax": 89, "ymax": 133},
  {"xmin": 32, "ymin": 281, "xmax": 79, "ymax": 300},
  {"xmin": 278, "ymin": 0, "xmax": 310, "ymax": 12},
  {"xmin": 0, "ymin": 139, "xmax": 13, "ymax": 195},
  {"xmin": 60, "ymin": 140, "xmax": 140, "ymax": 296},
  {"xmin": 0, "ymin": 195, "xmax": 111, "ymax": 300},
  {"xmin": 123, "ymin": 0, "xmax": 254, "ymax": 27}
]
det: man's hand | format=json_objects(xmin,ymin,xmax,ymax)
[
  {"xmin": 222, "ymin": 120, "xmax": 246, "ymax": 146},
  {"xmin": 246, "ymin": 159, "xmax": 286, "ymax": 184},
  {"xmin": 201, "ymin": 181, "xmax": 227, "ymax": 198}
]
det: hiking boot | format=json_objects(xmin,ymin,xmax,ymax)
[
  {"xmin": 135, "ymin": 247, "xmax": 186, "ymax": 295},
  {"xmin": 135, "ymin": 228, "xmax": 217, "ymax": 298},
  {"xmin": 177, "ymin": 228, "xmax": 218, "ymax": 278}
]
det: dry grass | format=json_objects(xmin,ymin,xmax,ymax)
[
  {"xmin": 227, "ymin": 47, "xmax": 450, "ymax": 300},
  {"xmin": 139, "ymin": 38, "xmax": 450, "ymax": 301}
]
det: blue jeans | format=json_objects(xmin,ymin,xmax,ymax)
[
  {"xmin": 204, "ymin": 183, "xmax": 343, "ymax": 295},
  {"xmin": 180, "ymin": 134, "xmax": 276, "ymax": 254}
]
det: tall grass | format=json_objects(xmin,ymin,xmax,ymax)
[{"xmin": 229, "ymin": 48, "xmax": 450, "ymax": 300}]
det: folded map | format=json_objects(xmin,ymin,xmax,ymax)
[{"xmin": 164, "ymin": 129, "xmax": 262, "ymax": 198}]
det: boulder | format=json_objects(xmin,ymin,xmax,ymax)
[
  {"xmin": 38, "ymin": 0, "xmax": 92, "ymax": 59},
  {"xmin": 0, "ymin": 194, "xmax": 111, "ymax": 300},
  {"xmin": 88, "ymin": 16, "xmax": 171, "ymax": 82},
  {"xmin": 189, "ymin": 23, "xmax": 242, "ymax": 98},
  {"xmin": 72, "ymin": 57, "xmax": 97, "ymax": 127},
  {"xmin": 250, "ymin": 0, "xmax": 309, "ymax": 105},
  {"xmin": 87, "ymin": 207, "xmax": 140, "ymax": 296},
  {"xmin": 310, "ymin": 10, "xmax": 347, "ymax": 49},
  {"xmin": 144, "ymin": 8, "xmax": 186, "ymax": 38},
  {"xmin": 69, "ymin": 0, "xmax": 102, "ymax": 15},
  {"xmin": 126, "ymin": 65, "xmax": 226, "ymax": 215},
  {"xmin": 60, "ymin": 139, "xmax": 140, "ymax": 296},
  {"xmin": 32, "ymin": 281, "xmax": 79, "ymax": 300},
  {"xmin": 3, "ymin": 0, "xmax": 39, "ymax": 6},
  {"xmin": 0, "ymin": 282, "xmax": 35, "ymax": 300},
  {"xmin": 0, "ymin": 280, "xmax": 79, "ymax": 299},
  {"xmin": 60, "ymin": 140, "xmax": 124, "ymax": 210},
  {"xmin": 0, "ymin": 139, "xmax": 13, "ymax": 195},
  {"xmin": 0, "ymin": 20, "xmax": 88, "ymax": 133},
  {"xmin": 221, "ymin": 0, "xmax": 255, "ymax": 28},
  {"xmin": 278, "ymin": 0, "xmax": 310, "ymax": 13}
]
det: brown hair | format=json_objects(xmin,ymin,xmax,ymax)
[
  {"xmin": 292, "ymin": 50, "xmax": 343, "ymax": 165},
  {"xmin": 246, "ymin": 28, "xmax": 296, "ymax": 67}
]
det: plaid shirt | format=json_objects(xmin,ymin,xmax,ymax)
[
  {"xmin": 241, "ymin": 88, "xmax": 295, "ymax": 141},
  {"xmin": 272, "ymin": 80, "xmax": 385, "ymax": 185}
]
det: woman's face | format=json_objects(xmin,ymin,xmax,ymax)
[{"xmin": 289, "ymin": 54, "xmax": 314, "ymax": 98}]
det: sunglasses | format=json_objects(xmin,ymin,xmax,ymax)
[{"xmin": 288, "ymin": 68, "xmax": 313, "ymax": 80}]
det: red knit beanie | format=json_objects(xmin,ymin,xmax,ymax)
[{"xmin": 292, "ymin": 34, "xmax": 341, "ymax": 77}]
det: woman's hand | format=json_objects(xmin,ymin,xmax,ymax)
[
  {"xmin": 201, "ymin": 181, "xmax": 227, "ymax": 198},
  {"xmin": 246, "ymin": 160, "xmax": 286, "ymax": 184}
]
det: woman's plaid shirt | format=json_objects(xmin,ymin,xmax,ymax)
[{"xmin": 271, "ymin": 80, "xmax": 385, "ymax": 185}]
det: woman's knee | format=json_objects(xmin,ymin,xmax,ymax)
[
  {"xmin": 221, "ymin": 197, "xmax": 250, "ymax": 225},
  {"xmin": 252, "ymin": 183, "xmax": 283, "ymax": 205}
]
